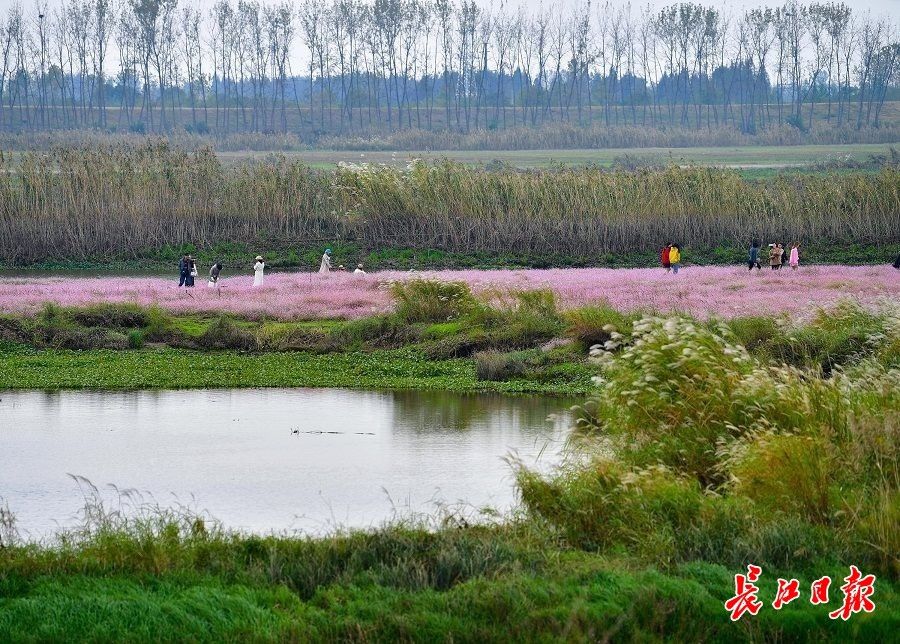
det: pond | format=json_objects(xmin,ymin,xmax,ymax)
[{"xmin": 0, "ymin": 389, "xmax": 578, "ymax": 539}]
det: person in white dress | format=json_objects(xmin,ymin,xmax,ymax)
[
  {"xmin": 253, "ymin": 255, "xmax": 265, "ymax": 286},
  {"xmin": 353, "ymin": 263, "xmax": 367, "ymax": 274},
  {"xmin": 319, "ymin": 248, "xmax": 332, "ymax": 274}
]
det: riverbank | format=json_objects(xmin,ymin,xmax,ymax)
[
  {"xmin": 1, "ymin": 526, "xmax": 896, "ymax": 641},
  {"xmin": 1, "ymin": 273, "xmax": 897, "ymax": 392},
  {"xmin": 2, "ymin": 298, "xmax": 898, "ymax": 641}
]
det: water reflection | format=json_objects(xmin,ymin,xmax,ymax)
[
  {"xmin": 389, "ymin": 390, "xmax": 568, "ymax": 435},
  {"xmin": 0, "ymin": 388, "xmax": 577, "ymax": 538}
]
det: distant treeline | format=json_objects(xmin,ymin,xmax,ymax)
[
  {"xmin": 0, "ymin": 0, "xmax": 897, "ymax": 143},
  {"xmin": 1, "ymin": 144, "xmax": 898, "ymax": 264}
]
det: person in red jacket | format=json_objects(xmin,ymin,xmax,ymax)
[{"xmin": 661, "ymin": 244, "xmax": 672, "ymax": 272}]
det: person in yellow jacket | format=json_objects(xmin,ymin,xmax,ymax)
[{"xmin": 669, "ymin": 244, "xmax": 682, "ymax": 274}]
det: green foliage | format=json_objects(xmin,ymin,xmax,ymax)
[
  {"xmin": 331, "ymin": 315, "xmax": 419, "ymax": 349},
  {"xmin": 392, "ymin": 280, "xmax": 475, "ymax": 323},
  {"xmin": 585, "ymin": 317, "xmax": 762, "ymax": 486},
  {"xmin": 472, "ymin": 289, "xmax": 563, "ymax": 348},
  {"xmin": 144, "ymin": 305, "xmax": 177, "ymax": 342},
  {"xmin": 0, "ymin": 345, "xmax": 593, "ymax": 395},
  {"xmin": 730, "ymin": 434, "xmax": 835, "ymax": 524},
  {"xmin": 1, "ymin": 302, "xmax": 899, "ymax": 638},
  {"xmin": 70, "ymin": 303, "xmax": 147, "ymax": 329},
  {"xmin": 518, "ymin": 462, "xmax": 705, "ymax": 558},
  {"xmin": 475, "ymin": 351, "xmax": 526, "ymax": 381},
  {"xmin": 564, "ymin": 304, "xmax": 637, "ymax": 349},
  {"xmin": 196, "ymin": 317, "xmax": 258, "ymax": 351},
  {"xmin": 520, "ymin": 303, "xmax": 900, "ymax": 579},
  {"xmin": 127, "ymin": 329, "xmax": 145, "ymax": 350},
  {"xmin": 734, "ymin": 302, "xmax": 894, "ymax": 373},
  {"xmin": 727, "ymin": 316, "xmax": 782, "ymax": 353}
]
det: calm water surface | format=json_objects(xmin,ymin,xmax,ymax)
[{"xmin": 0, "ymin": 389, "xmax": 576, "ymax": 538}]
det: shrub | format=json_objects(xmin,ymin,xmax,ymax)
[
  {"xmin": 71, "ymin": 303, "xmax": 147, "ymax": 329},
  {"xmin": 38, "ymin": 302, "xmax": 63, "ymax": 325},
  {"xmin": 0, "ymin": 315, "xmax": 26, "ymax": 343},
  {"xmin": 585, "ymin": 317, "xmax": 760, "ymax": 486},
  {"xmin": 518, "ymin": 461, "xmax": 705, "ymax": 558},
  {"xmin": 764, "ymin": 302, "xmax": 889, "ymax": 373},
  {"xmin": 261, "ymin": 326, "xmax": 330, "ymax": 352},
  {"xmin": 392, "ymin": 280, "xmax": 475, "ymax": 323},
  {"xmin": 144, "ymin": 305, "xmax": 177, "ymax": 343},
  {"xmin": 197, "ymin": 317, "xmax": 257, "ymax": 351},
  {"xmin": 127, "ymin": 329, "xmax": 145, "ymax": 349},
  {"xmin": 475, "ymin": 351, "xmax": 526, "ymax": 381},
  {"xmin": 424, "ymin": 330, "xmax": 492, "ymax": 359},
  {"xmin": 331, "ymin": 315, "xmax": 419, "ymax": 348},
  {"xmin": 727, "ymin": 316, "xmax": 782, "ymax": 353},
  {"xmin": 729, "ymin": 434, "xmax": 834, "ymax": 524},
  {"xmin": 472, "ymin": 289, "xmax": 562, "ymax": 348},
  {"xmin": 565, "ymin": 304, "xmax": 635, "ymax": 350}
]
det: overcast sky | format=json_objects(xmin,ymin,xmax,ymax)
[{"xmin": 0, "ymin": 0, "xmax": 893, "ymax": 75}]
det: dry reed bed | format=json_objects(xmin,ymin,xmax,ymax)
[{"xmin": 0, "ymin": 143, "xmax": 898, "ymax": 264}]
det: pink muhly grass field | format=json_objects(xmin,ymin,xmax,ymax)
[{"xmin": 0, "ymin": 265, "xmax": 896, "ymax": 321}]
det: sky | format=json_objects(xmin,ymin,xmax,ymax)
[{"xmin": 0, "ymin": 0, "xmax": 893, "ymax": 75}]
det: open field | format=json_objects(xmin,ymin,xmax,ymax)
[
  {"xmin": 2, "ymin": 266, "xmax": 897, "ymax": 321},
  {"xmin": 216, "ymin": 142, "xmax": 900, "ymax": 170}
]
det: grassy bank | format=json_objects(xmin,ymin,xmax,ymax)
[
  {"xmin": 2, "ymin": 276, "xmax": 898, "ymax": 392},
  {"xmin": 2, "ymin": 297, "xmax": 898, "ymax": 640},
  {"xmin": 1, "ymin": 144, "xmax": 898, "ymax": 266},
  {"xmin": 1, "ymin": 530, "xmax": 896, "ymax": 641},
  {"xmin": 7, "ymin": 241, "xmax": 899, "ymax": 273},
  {"xmin": 3, "ymin": 276, "xmax": 897, "ymax": 392}
]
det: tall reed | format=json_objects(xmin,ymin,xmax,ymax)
[{"xmin": 0, "ymin": 143, "xmax": 897, "ymax": 263}]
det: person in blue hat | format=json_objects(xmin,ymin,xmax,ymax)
[{"xmin": 319, "ymin": 248, "xmax": 333, "ymax": 274}]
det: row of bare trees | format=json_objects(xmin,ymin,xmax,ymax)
[{"xmin": 0, "ymin": 0, "xmax": 897, "ymax": 137}]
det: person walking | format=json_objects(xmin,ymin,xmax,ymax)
[
  {"xmin": 319, "ymin": 248, "xmax": 333, "ymax": 274},
  {"xmin": 253, "ymin": 256, "xmax": 265, "ymax": 286},
  {"xmin": 768, "ymin": 244, "xmax": 780, "ymax": 270},
  {"xmin": 669, "ymin": 244, "xmax": 681, "ymax": 274},
  {"xmin": 178, "ymin": 254, "xmax": 189, "ymax": 287},
  {"xmin": 185, "ymin": 255, "xmax": 196, "ymax": 287},
  {"xmin": 208, "ymin": 262, "xmax": 223, "ymax": 288},
  {"xmin": 748, "ymin": 241, "xmax": 761, "ymax": 270},
  {"xmin": 661, "ymin": 244, "xmax": 671, "ymax": 272},
  {"xmin": 789, "ymin": 243, "xmax": 800, "ymax": 270}
]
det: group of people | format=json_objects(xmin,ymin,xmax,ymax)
[
  {"xmin": 659, "ymin": 242, "xmax": 804, "ymax": 273},
  {"xmin": 179, "ymin": 254, "xmax": 224, "ymax": 288},
  {"xmin": 187, "ymin": 242, "xmax": 894, "ymax": 286},
  {"xmin": 660, "ymin": 244, "xmax": 682, "ymax": 273},
  {"xmin": 748, "ymin": 241, "xmax": 800, "ymax": 271},
  {"xmin": 318, "ymin": 248, "xmax": 366, "ymax": 275},
  {"xmin": 179, "ymin": 249, "xmax": 368, "ymax": 289}
]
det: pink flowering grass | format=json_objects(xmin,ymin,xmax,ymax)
[{"xmin": 0, "ymin": 265, "xmax": 896, "ymax": 321}]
